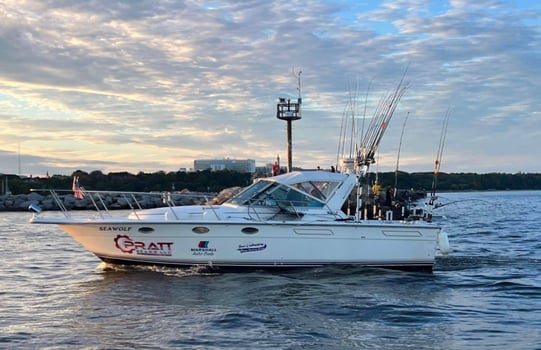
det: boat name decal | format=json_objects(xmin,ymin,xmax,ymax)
[
  {"xmin": 238, "ymin": 243, "xmax": 267, "ymax": 253},
  {"xmin": 191, "ymin": 241, "xmax": 216, "ymax": 256},
  {"xmin": 114, "ymin": 234, "xmax": 173, "ymax": 256},
  {"xmin": 100, "ymin": 226, "xmax": 132, "ymax": 232}
]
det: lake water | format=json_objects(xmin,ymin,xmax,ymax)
[{"xmin": 1, "ymin": 191, "xmax": 540, "ymax": 349}]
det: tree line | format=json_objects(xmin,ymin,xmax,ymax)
[
  {"xmin": 3, "ymin": 170, "xmax": 253, "ymax": 195},
  {"xmin": 3, "ymin": 170, "xmax": 541, "ymax": 195},
  {"xmin": 373, "ymin": 171, "xmax": 541, "ymax": 191}
]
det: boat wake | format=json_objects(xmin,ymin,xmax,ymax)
[{"xmin": 96, "ymin": 262, "xmax": 218, "ymax": 276}]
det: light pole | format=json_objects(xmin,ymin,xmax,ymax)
[{"xmin": 276, "ymin": 71, "xmax": 302, "ymax": 172}]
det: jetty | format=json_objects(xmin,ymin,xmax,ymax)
[{"xmin": 0, "ymin": 190, "xmax": 217, "ymax": 212}]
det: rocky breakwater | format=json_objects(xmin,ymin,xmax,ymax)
[{"xmin": 0, "ymin": 190, "xmax": 219, "ymax": 212}]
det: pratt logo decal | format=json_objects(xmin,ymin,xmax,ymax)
[
  {"xmin": 191, "ymin": 241, "xmax": 216, "ymax": 256},
  {"xmin": 114, "ymin": 234, "xmax": 173, "ymax": 256},
  {"xmin": 238, "ymin": 243, "xmax": 267, "ymax": 253}
]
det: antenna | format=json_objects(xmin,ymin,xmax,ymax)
[{"xmin": 295, "ymin": 68, "xmax": 302, "ymax": 99}]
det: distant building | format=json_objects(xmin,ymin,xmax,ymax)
[
  {"xmin": 256, "ymin": 165, "xmax": 270, "ymax": 177},
  {"xmin": 194, "ymin": 159, "xmax": 256, "ymax": 173}
]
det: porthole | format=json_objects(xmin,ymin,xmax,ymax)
[
  {"xmin": 192, "ymin": 226, "xmax": 210, "ymax": 234},
  {"xmin": 138, "ymin": 227, "xmax": 155, "ymax": 233},
  {"xmin": 241, "ymin": 227, "xmax": 259, "ymax": 234}
]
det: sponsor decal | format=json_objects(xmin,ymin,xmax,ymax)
[
  {"xmin": 100, "ymin": 226, "xmax": 132, "ymax": 232},
  {"xmin": 238, "ymin": 243, "xmax": 267, "ymax": 253},
  {"xmin": 114, "ymin": 234, "xmax": 173, "ymax": 256},
  {"xmin": 191, "ymin": 241, "xmax": 216, "ymax": 256}
]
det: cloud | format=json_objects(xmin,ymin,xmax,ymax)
[{"xmin": 0, "ymin": 0, "xmax": 540, "ymax": 177}]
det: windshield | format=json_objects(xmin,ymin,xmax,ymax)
[
  {"xmin": 227, "ymin": 180, "xmax": 272, "ymax": 205},
  {"xmin": 227, "ymin": 179, "xmax": 325, "ymax": 208}
]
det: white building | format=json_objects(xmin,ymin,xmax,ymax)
[{"xmin": 194, "ymin": 159, "xmax": 256, "ymax": 173}]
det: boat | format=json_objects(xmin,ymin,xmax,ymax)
[
  {"xmin": 28, "ymin": 168, "xmax": 449, "ymax": 271},
  {"xmin": 27, "ymin": 77, "xmax": 450, "ymax": 272}
]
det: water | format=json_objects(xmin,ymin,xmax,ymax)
[{"xmin": 1, "ymin": 191, "xmax": 540, "ymax": 349}]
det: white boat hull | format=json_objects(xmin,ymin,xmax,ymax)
[
  {"xmin": 29, "ymin": 171, "xmax": 447, "ymax": 272},
  {"xmin": 45, "ymin": 219, "xmax": 440, "ymax": 270}
]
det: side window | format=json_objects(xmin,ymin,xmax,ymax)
[{"xmin": 284, "ymin": 188, "xmax": 324, "ymax": 208}]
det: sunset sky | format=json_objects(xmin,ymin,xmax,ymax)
[{"xmin": 1, "ymin": 0, "xmax": 540, "ymax": 176}]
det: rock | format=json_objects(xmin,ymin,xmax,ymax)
[
  {"xmin": 0, "ymin": 189, "xmax": 221, "ymax": 211},
  {"xmin": 40, "ymin": 198, "xmax": 56, "ymax": 210},
  {"xmin": 208, "ymin": 187, "xmax": 243, "ymax": 204},
  {"xmin": 28, "ymin": 192, "xmax": 44, "ymax": 202}
]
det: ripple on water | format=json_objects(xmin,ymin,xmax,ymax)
[{"xmin": 2, "ymin": 192, "xmax": 541, "ymax": 350}]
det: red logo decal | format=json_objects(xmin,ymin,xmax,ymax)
[{"xmin": 114, "ymin": 235, "xmax": 173, "ymax": 256}]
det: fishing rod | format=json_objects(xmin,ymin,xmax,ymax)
[
  {"xmin": 356, "ymin": 78, "xmax": 373, "ymax": 159},
  {"xmin": 357, "ymin": 64, "xmax": 410, "ymax": 168},
  {"xmin": 348, "ymin": 79, "xmax": 359, "ymax": 158},
  {"xmin": 435, "ymin": 198, "xmax": 492, "ymax": 208},
  {"xmin": 429, "ymin": 108, "xmax": 451, "ymax": 205},
  {"xmin": 337, "ymin": 80, "xmax": 360, "ymax": 169},
  {"xmin": 338, "ymin": 77, "xmax": 375, "ymax": 171},
  {"xmin": 394, "ymin": 111, "xmax": 410, "ymax": 196},
  {"xmin": 336, "ymin": 103, "xmax": 349, "ymax": 170},
  {"xmin": 358, "ymin": 83, "xmax": 408, "ymax": 167},
  {"xmin": 370, "ymin": 85, "xmax": 408, "ymax": 150}
]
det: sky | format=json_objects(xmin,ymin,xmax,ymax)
[{"xmin": 1, "ymin": 0, "xmax": 540, "ymax": 177}]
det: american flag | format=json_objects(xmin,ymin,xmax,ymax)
[{"xmin": 72, "ymin": 176, "xmax": 85, "ymax": 199}]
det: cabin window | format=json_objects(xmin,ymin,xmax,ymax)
[
  {"xmin": 279, "ymin": 187, "xmax": 324, "ymax": 208},
  {"xmin": 288, "ymin": 180, "xmax": 340, "ymax": 201}
]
